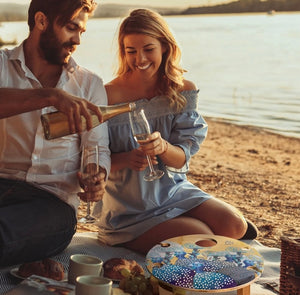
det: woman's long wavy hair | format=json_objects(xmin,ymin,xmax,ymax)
[{"xmin": 116, "ymin": 9, "xmax": 187, "ymax": 111}]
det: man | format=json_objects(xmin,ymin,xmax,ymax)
[{"xmin": 0, "ymin": 0, "xmax": 110, "ymax": 267}]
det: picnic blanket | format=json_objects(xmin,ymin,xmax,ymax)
[{"xmin": 0, "ymin": 232, "xmax": 281, "ymax": 294}]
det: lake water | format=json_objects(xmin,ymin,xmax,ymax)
[{"xmin": 1, "ymin": 12, "xmax": 299, "ymax": 138}]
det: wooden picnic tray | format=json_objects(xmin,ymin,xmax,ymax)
[{"xmin": 146, "ymin": 234, "xmax": 264, "ymax": 294}]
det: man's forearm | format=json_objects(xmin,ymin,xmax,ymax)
[{"xmin": 0, "ymin": 88, "xmax": 52, "ymax": 119}]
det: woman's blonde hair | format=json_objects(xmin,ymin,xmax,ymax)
[{"xmin": 116, "ymin": 8, "xmax": 186, "ymax": 110}]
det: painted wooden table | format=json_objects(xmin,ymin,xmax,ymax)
[{"xmin": 146, "ymin": 235, "xmax": 264, "ymax": 295}]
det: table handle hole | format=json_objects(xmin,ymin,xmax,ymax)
[{"xmin": 195, "ymin": 238, "xmax": 217, "ymax": 247}]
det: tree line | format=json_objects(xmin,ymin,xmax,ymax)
[{"xmin": 183, "ymin": 0, "xmax": 300, "ymax": 15}]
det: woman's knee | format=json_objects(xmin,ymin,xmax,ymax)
[
  {"xmin": 186, "ymin": 199, "xmax": 247, "ymax": 239},
  {"xmin": 219, "ymin": 212, "xmax": 247, "ymax": 239}
]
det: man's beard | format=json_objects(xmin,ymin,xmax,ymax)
[{"xmin": 39, "ymin": 26, "xmax": 75, "ymax": 65}]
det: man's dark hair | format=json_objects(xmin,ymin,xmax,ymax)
[{"xmin": 28, "ymin": 0, "xmax": 96, "ymax": 31}]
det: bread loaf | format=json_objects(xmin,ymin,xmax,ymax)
[
  {"xmin": 18, "ymin": 258, "xmax": 64, "ymax": 281},
  {"xmin": 103, "ymin": 258, "xmax": 144, "ymax": 280}
]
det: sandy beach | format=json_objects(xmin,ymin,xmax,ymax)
[{"xmin": 77, "ymin": 117, "xmax": 300, "ymax": 249}]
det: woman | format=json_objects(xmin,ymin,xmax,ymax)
[{"xmin": 94, "ymin": 9, "xmax": 254, "ymax": 254}]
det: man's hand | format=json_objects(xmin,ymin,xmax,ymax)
[
  {"xmin": 54, "ymin": 89, "xmax": 103, "ymax": 134},
  {"xmin": 77, "ymin": 167, "xmax": 107, "ymax": 202}
]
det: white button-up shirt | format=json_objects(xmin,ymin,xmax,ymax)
[{"xmin": 0, "ymin": 42, "xmax": 110, "ymax": 210}]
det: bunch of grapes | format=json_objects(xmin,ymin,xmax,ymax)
[{"xmin": 118, "ymin": 269, "xmax": 159, "ymax": 295}]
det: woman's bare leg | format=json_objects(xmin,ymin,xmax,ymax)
[
  {"xmin": 123, "ymin": 216, "xmax": 214, "ymax": 254},
  {"xmin": 123, "ymin": 198, "xmax": 247, "ymax": 255}
]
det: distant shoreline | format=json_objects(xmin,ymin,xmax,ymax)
[
  {"xmin": 0, "ymin": 36, "xmax": 17, "ymax": 47},
  {"xmin": 181, "ymin": 0, "xmax": 300, "ymax": 16}
]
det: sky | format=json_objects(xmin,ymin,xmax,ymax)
[{"xmin": 0, "ymin": 0, "xmax": 233, "ymax": 8}]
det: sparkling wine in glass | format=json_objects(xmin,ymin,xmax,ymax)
[
  {"xmin": 78, "ymin": 145, "xmax": 99, "ymax": 223},
  {"xmin": 129, "ymin": 109, "xmax": 164, "ymax": 181}
]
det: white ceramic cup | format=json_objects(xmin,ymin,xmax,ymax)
[
  {"xmin": 68, "ymin": 254, "xmax": 103, "ymax": 285},
  {"xmin": 75, "ymin": 275, "xmax": 112, "ymax": 295}
]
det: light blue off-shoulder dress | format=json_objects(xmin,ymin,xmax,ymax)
[{"xmin": 94, "ymin": 90, "xmax": 213, "ymax": 245}]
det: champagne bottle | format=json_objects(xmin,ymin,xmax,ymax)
[{"xmin": 41, "ymin": 102, "xmax": 136, "ymax": 140}]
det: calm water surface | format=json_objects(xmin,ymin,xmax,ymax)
[{"xmin": 1, "ymin": 12, "xmax": 299, "ymax": 138}]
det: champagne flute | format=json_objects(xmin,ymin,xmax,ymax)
[
  {"xmin": 129, "ymin": 109, "xmax": 164, "ymax": 181},
  {"xmin": 78, "ymin": 145, "xmax": 98, "ymax": 223}
]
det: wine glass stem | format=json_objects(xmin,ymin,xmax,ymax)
[
  {"xmin": 86, "ymin": 201, "xmax": 91, "ymax": 216},
  {"xmin": 146, "ymin": 155, "xmax": 156, "ymax": 174}
]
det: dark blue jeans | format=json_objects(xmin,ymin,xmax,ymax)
[{"xmin": 0, "ymin": 178, "xmax": 77, "ymax": 267}]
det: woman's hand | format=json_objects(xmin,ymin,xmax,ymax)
[
  {"xmin": 139, "ymin": 131, "xmax": 186, "ymax": 169},
  {"xmin": 127, "ymin": 148, "xmax": 158, "ymax": 171},
  {"xmin": 139, "ymin": 131, "xmax": 167, "ymax": 156}
]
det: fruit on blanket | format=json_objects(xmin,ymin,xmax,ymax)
[
  {"xmin": 17, "ymin": 258, "xmax": 64, "ymax": 281},
  {"xmin": 118, "ymin": 271, "xmax": 159, "ymax": 295},
  {"xmin": 103, "ymin": 258, "xmax": 144, "ymax": 280}
]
